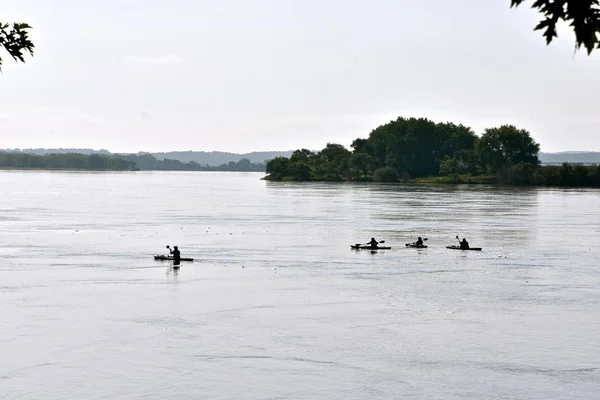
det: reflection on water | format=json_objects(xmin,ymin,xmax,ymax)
[{"xmin": 1, "ymin": 171, "xmax": 599, "ymax": 400}]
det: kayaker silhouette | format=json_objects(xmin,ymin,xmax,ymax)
[
  {"xmin": 459, "ymin": 238, "xmax": 470, "ymax": 250},
  {"xmin": 169, "ymin": 245, "xmax": 181, "ymax": 266},
  {"xmin": 368, "ymin": 237, "xmax": 379, "ymax": 249},
  {"xmin": 416, "ymin": 237, "xmax": 424, "ymax": 247}
]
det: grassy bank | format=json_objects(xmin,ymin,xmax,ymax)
[
  {"xmin": 262, "ymin": 174, "xmax": 367, "ymax": 182},
  {"xmin": 262, "ymin": 173, "xmax": 494, "ymax": 184},
  {"xmin": 413, "ymin": 174, "xmax": 495, "ymax": 184},
  {"xmin": 265, "ymin": 163, "xmax": 600, "ymax": 188}
]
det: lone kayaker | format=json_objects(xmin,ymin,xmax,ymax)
[
  {"xmin": 459, "ymin": 238, "xmax": 470, "ymax": 250},
  {"xmin": 367, "ymin": 237, "xmax": 379, "ymax": 249},
  {"xmin": 416, "ymin": 237, "xmax": 424, "ymax": 247},
  {"xmin": 169, "ymin": 245, "xmax": 181, "ymax": 265}
]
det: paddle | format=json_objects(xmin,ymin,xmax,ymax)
[
  {"xmin": 355, "ymin": 240, "xmax": 385, "ymax": 247},
  {"xmin": 164, "ymin": 245, "xmax": 182, "ymax": 268}
]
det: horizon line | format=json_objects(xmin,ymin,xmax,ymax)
[
  {"xmin": 2, "ymin": 147, "xmax": 600, "ymax": 155},
  {"xmin": 0, "ymin": 147, "xmax": 298, "ymax": 154}
]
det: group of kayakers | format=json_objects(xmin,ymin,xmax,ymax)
[
  {"xmin": 367, "ymin": 237, "xmax": 470, "ymax": 249},
  {"xmin": 164, "ymin": 237, "xmax": 471, "ymax": 267}
]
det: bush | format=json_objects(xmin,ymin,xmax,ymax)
[{"xmin": 373, "ymin": 167, "xmax": 399, "ymax": 182}]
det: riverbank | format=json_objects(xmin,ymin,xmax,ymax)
[
  {"xmin": 262, "ymin": 174, "xmax": 494, "ymax": 184},
  {"xmin": 264, "ymin": 166, "xmax": 600, "ymax": 187}
]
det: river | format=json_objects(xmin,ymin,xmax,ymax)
[{"xmin": 1, "ymin": 171, "xmax": 599, "ymax": 399}]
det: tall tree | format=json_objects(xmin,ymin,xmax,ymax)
[
  {"xmin": 318, "ymin": 143, "xmax": 352, "ymax": 176},
  {"xmin": 0, "ymin": 22, "xmax": 34, "ymax": 71},
  {"xmin": 511, "ymin": 0, "xmax": 600, "ymax": 54},
  {"xmin": 478, "ymin": 125, "xmax": 540, "ymax": 171}
]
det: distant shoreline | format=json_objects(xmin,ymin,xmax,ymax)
[
  {"xmin": 0, "ymin": 167, "xmax": 266, "ymax": 173},
  {"xmin": 0, "ymin": 152, "xmax": 267, "ymax": 172}
]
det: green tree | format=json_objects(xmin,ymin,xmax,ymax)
[
  {"xmin": 437, "ymin": 123, "xmax": 478, "ymax": 157},
  {"xmin": 511, "ymin": 0, "xmax": 600, "ymax": 54},
  {"xmin": 350, "ymin": 138, "xmax": 370, "ymax": 154},
  {"xmin": 477, "ymin": 125, "xmax": 540, "ymax": 172},
  {"xmin": 318, "ymin": 143, "xmax": 352, "ymax": 177},
  {"xmin": 290, "ymin": 149, "xmax": 314, "ymax": 165},
  {"xmin": 362, "ymin": 117, "xmax": 478, "ymax": 178},
  {"xmin": 350, "ymin": 152, "xmax": 374, "ymax": 179},
  {"xmin": 0, "ymin": 22, "xmax": 34, "ymax": 71},
  {"xmin": 265, "ymin": 156, "xmax": 290, "ymax": 178}
]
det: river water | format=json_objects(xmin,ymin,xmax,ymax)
[{"xmin": 1, "ymin": 171, "xmax": 599, "ymax": 399}]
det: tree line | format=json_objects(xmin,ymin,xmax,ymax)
[
  {"xmin": 0, "ymin": 152, "xmax": 267, "ymax": 172},
  {"xmin": 265, "ymin": 117, "xmax": 600, "ymax": 187},
  {"xmin": 0, "ymin": 152, "xmax": 138, "ymax": 170},
  {"xmin": 118, "ymin": 154, "xmax": 266, "ymax": 171}
]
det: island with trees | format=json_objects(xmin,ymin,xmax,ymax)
[{"xmin": 265, "ymin": 117, "xmax": 600, "ymax": 187}]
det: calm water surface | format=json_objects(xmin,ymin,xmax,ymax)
[{"xmin": 1, "ymin": 171, "xmax": 599, "ymax": 399}]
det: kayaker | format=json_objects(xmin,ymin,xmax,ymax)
[
  {"xmin": 367, "ymin": 237, "xmax": 379, "ymax": 249},
  {"xmin": 170, "ymin": 245, "xmax": 181, "ymax": 265},
  {"xmin": 416, "ymin": 237, "xmax": 424, "ymax": 247},
  {"xmin": 459, "ymin": 238, "xmax": 469, "ymax": 250}
]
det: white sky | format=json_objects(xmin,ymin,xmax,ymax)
[{"xmin": 1, "ymin": 0, "xmax": 599, "ymax": 153}]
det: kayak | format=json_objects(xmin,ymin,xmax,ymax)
[
  {"xmin": 351, "ymin": 245, "xmax": 391, "ymax": 250},
  {"xmin": 445, "ymin": 245, "xmax": 482, "ymax": 251},
  {"xmin": 154, "ymin": 255, "xmax": 194, "ymax": 262},
  {"xmin": 406, "ymin": 243, "xmax": 427, "ymax": 248}
]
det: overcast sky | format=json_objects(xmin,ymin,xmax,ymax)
[{"xmin": 1, "ymin": 0, "xmax": 599, "ymax": 153}]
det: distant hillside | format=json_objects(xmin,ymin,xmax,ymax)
[
  {"xmin": 539, "ymin": 152, "xmax": 600, "ymax": 165},
  {"xmin": 3, "ymin": 148, "xmax": 112, "ymax": 156},
  {"xmin": 1, "ymin": 148, "xmax": 293, "ymax": 166}
]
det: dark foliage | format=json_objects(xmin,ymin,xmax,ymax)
[
  {"xmin": 511, "ymin": 0, "xmax": 600, "ymax": 54},
  {"xmin": 0, "ymin": 22, "xmax": 34, "ymax": 71}
]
